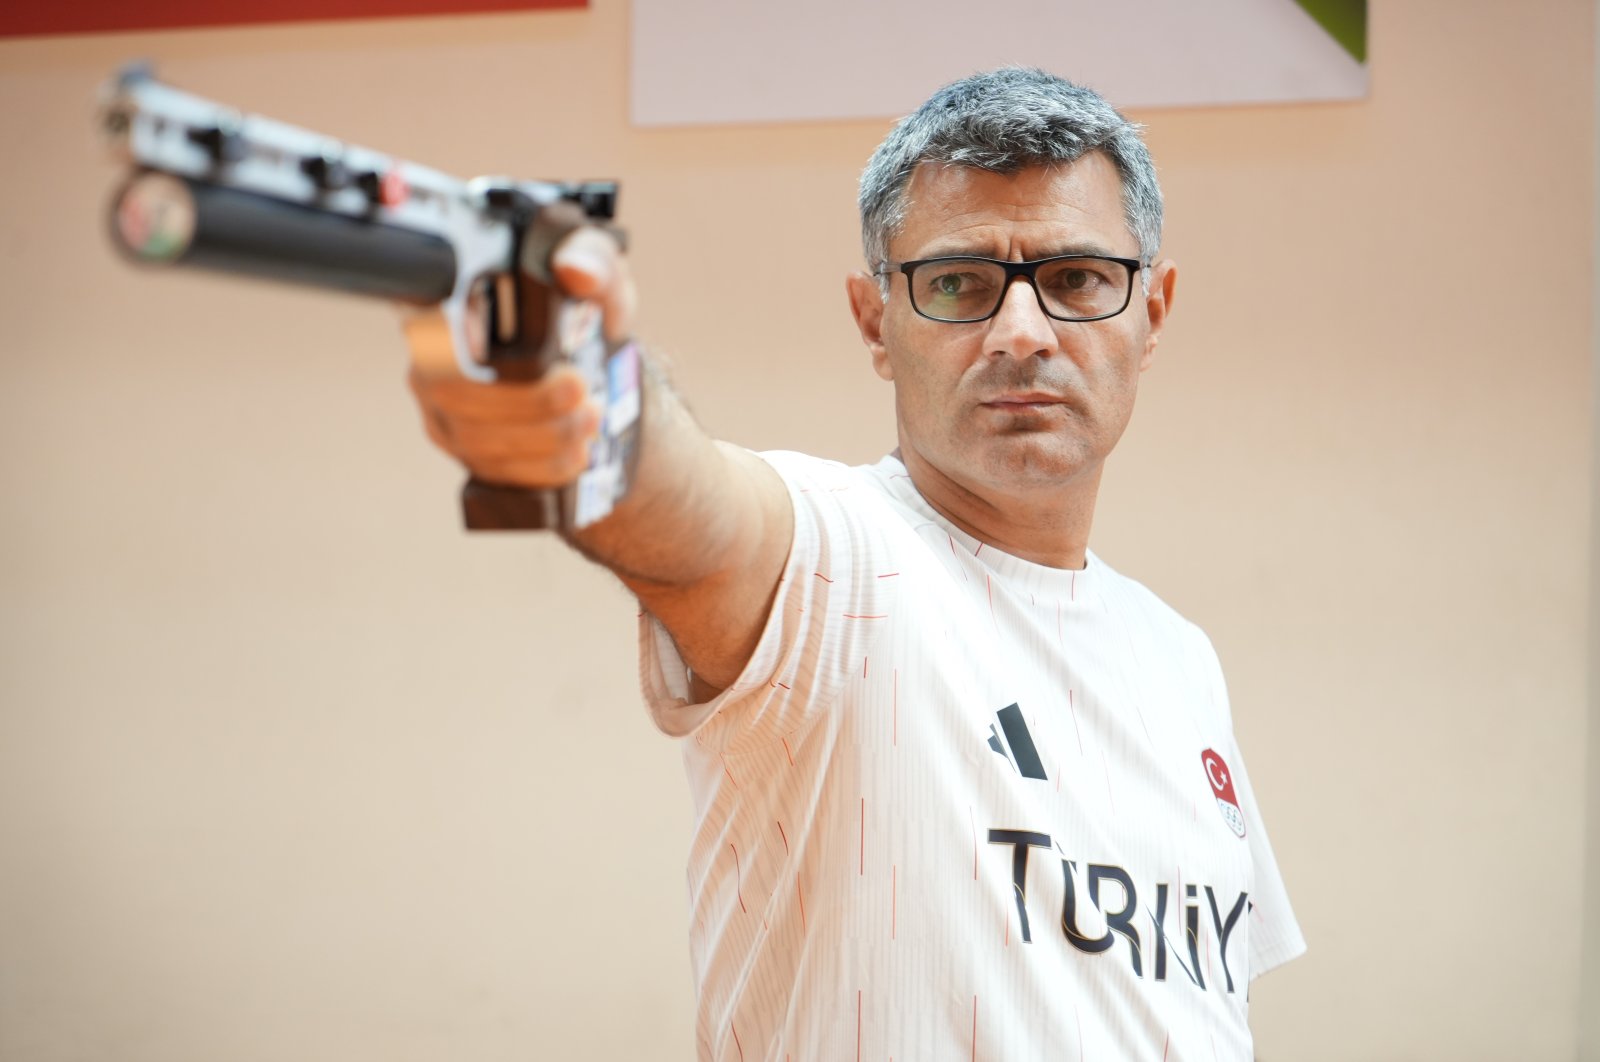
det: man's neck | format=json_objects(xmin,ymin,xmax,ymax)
[{"xmin": 895, "ymin": 447, "xmax": 1101, "ymax": 570}]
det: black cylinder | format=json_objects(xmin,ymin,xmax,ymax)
[{"xmin": 111, "ymin": 171, "xmax": 459, "ymax": 303}]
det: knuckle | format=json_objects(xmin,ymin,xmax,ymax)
[
  {"xmin": 536, "ymin": 374, "xmax": 584, "ymax": 416},
  {"xmin": 556, "ymin": 410, "xmax": 591, "ymax": 447},
  {"xmin": 555, "ymin": 448, "xmax": 591, "ymax": 482}
]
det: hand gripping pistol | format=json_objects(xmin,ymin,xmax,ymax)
[{"xmin": 101, "ymin": 63, "xmax": 641, "ymax": 532}]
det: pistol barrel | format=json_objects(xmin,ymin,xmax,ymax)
[{"xmin": 112, "ymin": 171, "xmax": 458, "ymax": 303}]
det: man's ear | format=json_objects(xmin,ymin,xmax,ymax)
[
  {"xmin": 1139, "ymin": 259, "xmax": 1177, "ymax": 372},
  {"xmin": 846, "ymin": 271, "xmax": 894, "ymax": 381}
]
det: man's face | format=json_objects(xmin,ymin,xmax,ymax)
[{"xmin": 849, "ymin": 155, "xmax": 1176, "ymax": 502}]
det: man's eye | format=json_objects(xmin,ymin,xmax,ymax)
[{"xmin": 927, "ymin": 272, "xmax": 985, "ymax": 297}]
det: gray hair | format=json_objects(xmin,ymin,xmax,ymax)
[{"xmin": 858, "ymin": 67, "xmax": 1162, "ymax": 272}]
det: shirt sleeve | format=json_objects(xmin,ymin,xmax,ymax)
[
  {"xmin": 1192, "ymin": 628, "xmax": 1306, "ymax": 981},
  {"xmin": 1229, "ymin": 741, "xmax": 1307, "ymax": 980},
  {"xmin": 638, "ymin": 451, "xmax": 900, "ymax": 754}
]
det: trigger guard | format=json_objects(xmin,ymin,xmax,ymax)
[{"xmin": 441, "ymin": 283, "xmax": 496, "ymax": 384}]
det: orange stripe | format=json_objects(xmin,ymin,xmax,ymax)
[
  {"xmin": 859, "ymin": 798, "xmax": 865, "ymax": 874},
  {"xmin": 1, "ymin": 0, "xmax": 580, "ymax": 36}
]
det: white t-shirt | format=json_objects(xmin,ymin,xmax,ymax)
[{"xmin": 641, "ymin": 452, "xmax": 1305, "ymax": 1062}]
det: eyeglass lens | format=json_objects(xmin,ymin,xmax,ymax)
[{"xmin": 909, "ymin": 257, "xmax": 1133, "ymax": 322}]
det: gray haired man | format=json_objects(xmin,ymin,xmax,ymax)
[{"xmin": 410, "ymin": 66, "xmax": 1304, "ymax": 1060}]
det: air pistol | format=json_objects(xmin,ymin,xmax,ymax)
[{"xmin": 100, "ymin": 64, "xmax": 640, "ymax": 532}]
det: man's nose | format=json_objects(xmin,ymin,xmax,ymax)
[{"xmin": 985, "ymin": 275, "xmax": 1059, "ymax": 359}]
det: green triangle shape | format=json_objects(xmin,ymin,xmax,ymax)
[{"xmin": 1292, "ymin": 0, "xmax": 1367, "ymax": 64}]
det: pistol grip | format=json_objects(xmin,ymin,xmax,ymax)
[
  {"xmin": 459, "ymin": 282, "xmax": 575, "ymax": 531},
  {"xmin": 460, "ymin": 477, "xmax": 562, "ymax": 531},
  {"xmin": 459, "ymin": 203, "xmax": 631, "ymax": 534}
]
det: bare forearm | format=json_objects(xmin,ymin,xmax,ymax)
[
  {"xmin": 406, "ymin": 228, "xmax": 790, "ymax": 690},
  {"xmin": 565, "ymin": 353, "xmax": 792, "ymax": 689}
]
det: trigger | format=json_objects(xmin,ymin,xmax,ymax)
[{"xmin": 492, "ymin": 272, "xmax": 519, "ymax": 345}]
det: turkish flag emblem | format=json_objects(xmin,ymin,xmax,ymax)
[{"xmin": 1201, "ymin": 748, "xmax": 1247, "ymax": 838}]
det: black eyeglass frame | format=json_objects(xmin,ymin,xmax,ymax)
[{"xmin": 876, "ymin": 254, "xmax": 1147, "ymax": 324}]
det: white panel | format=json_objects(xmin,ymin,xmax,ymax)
[{"xmin": 631, "ymin": 0, "xmax": 1366, "ymax": 126}]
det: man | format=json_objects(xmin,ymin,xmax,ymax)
[{"xmin": 410, "ymin": 67, "xmax": 1303, "ymax": 1060}]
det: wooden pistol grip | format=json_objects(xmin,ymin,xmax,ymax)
[
  {"xmin": 459, "ymin": 203, "xmax": 596, "ymax": 532},
  {"xmin": 461, "ymin": 477, "xmax": 561, "ymax": 530},
  {"xmin": 459, "ymin": 279, "xmax": 575, "ymax": 530}
]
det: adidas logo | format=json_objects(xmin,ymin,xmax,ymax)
[{"xmin": 987, "ymin": 703, "xmax": 1047, "ymax": 781}]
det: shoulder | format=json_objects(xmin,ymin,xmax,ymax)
[
  {"xmin": 756, "ymin": 450, "xmax": 895, "ymax": 490},
  {"xmin": 754, "ymin": 451, "xmax": 912, "ymax": 525},
  {"xmin": 1092, "ymin": 552, "xmax": 1222, "ymax": 661}
]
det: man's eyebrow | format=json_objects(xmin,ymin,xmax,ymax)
[
  {"xmin": 914, "ymin": 241, "xmax": 1129, "ymax": 260},
  {"xmin": 1040, "ymin": 242, "xmax": 1126, "ymax": 259},
  {"xmin": 905, "ymin": 241, "xmax": 987, "ymax": 260}
]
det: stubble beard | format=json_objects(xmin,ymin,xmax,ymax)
[{"xmin": 958, "ymin": 359, "xmax": 1102, "ymax": 490}]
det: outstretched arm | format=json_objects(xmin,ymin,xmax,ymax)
[{"xmin": 406, "ymin": 227, "xmax": 792, "ymax": 695}]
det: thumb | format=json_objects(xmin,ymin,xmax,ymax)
[
  {"xmin": 547, "ymin": 226, "xmax": 635, "ymax": 344},
  {"xmin": 550, "ymin": 227, "xmax": 619, "ymax": 299}
]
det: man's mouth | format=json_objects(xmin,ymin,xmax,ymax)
[{"xmin": 981, "ymin": 392, "xmax": 1067, "ymax": 410}]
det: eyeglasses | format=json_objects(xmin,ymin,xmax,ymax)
[{"xmin": 876, "ymin": 254, "xmax": 1144, "ymax": 324}]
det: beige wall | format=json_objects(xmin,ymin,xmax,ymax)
[
  {"xmin": 1583, "ymin": 3, "xmax": 1600, "ymax": 1056},
  {"xmin": 0, "ymin": 1, "xmax": 1593, "ymax": 1059}
]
